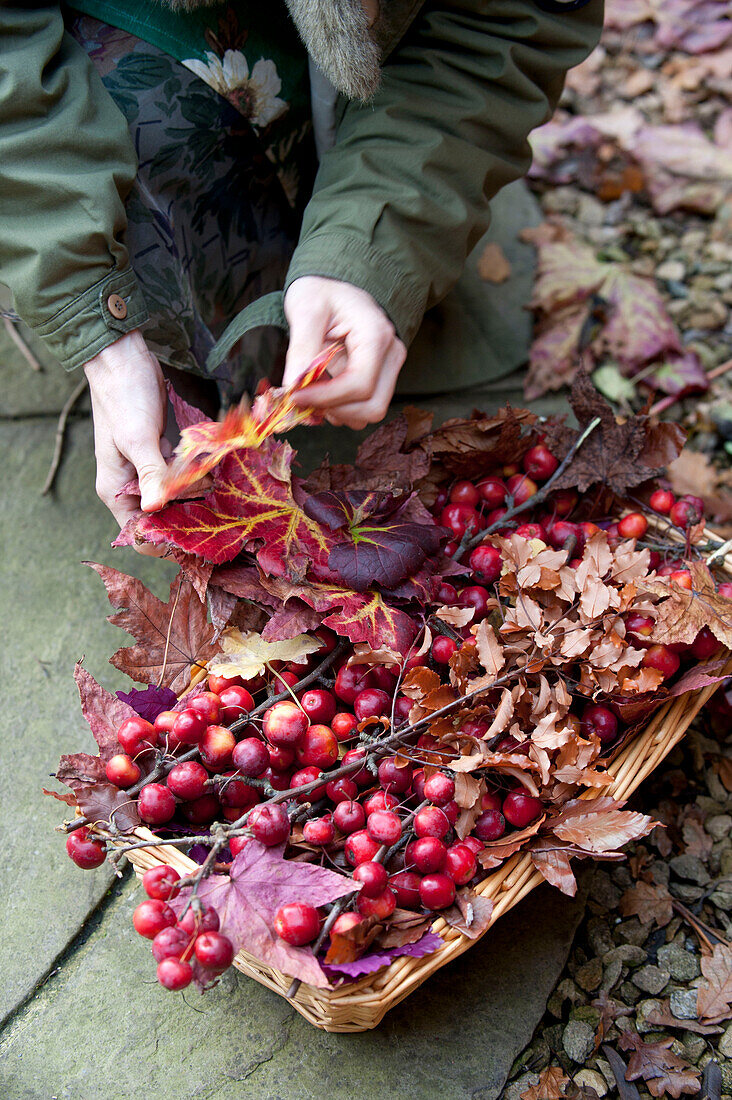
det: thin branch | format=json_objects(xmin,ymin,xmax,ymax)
[
  {"xmin": 41, "ymin": 376, "xmax": 88, "ymax": 495},
  {"xmin": 4, "ymin": 316, "xmax": 42, "ymax": 371}
]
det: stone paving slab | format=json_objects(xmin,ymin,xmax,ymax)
[{"xmin": 0, "ymin": 874, "xmax": 586, "ymax": 1100}]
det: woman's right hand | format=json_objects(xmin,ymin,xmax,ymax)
[{"xmin": 84, "ymin": 330, "xmax": 169, "ymax": 535}]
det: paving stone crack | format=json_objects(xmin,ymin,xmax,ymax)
[{"xmin": 224, "ymin": 1005, "xmax": 296, "ymax": 1084}]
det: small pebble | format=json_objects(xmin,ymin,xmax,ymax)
[
  {"xmin": 670, "ymin": 988, "xmax": 698, "ymax": 1020},
  {"xmin": 657, "ymin": 260, "xmax": 686, "ymax": 281},
  {"xmin": 576, "ymin": 958, "xmax": 603, "ymax": 992},
  {"xmin": 562, "ymin": 1020, "xmax": 595, "ymax": 1064},
  {"xmin": 632, "ymin": 965, "xmax": 670, "ymax": 995},
  {"xmin": 719, "ymin": 1022, "xmax": 732, "ymax": 1059},
  {"xmin": 574, "ymin": 1069, "xmax": 608, "ymax": 1096},
  {"xmin": 635, "ymin": 999, "xmax": 664, "ymax": 1034},
  {"xmin": 669, "ymin": 854, "xmax": 711, "ymax": 885},
  {"xmin": 657, "ymin": 943, "xmax": 700, "ymax": 982}
]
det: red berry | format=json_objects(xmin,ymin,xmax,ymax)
[
  {"xmin": 625, "ymin": 613, "xmax": 654, "ymax": 646},
  {"xmin": 207, "ymin": 671, "xmax": 247, "ymax": 695},
  {"xmin": 167, "ymin": 761, "xmax": 209, "ymax": 801},
  {"xmin": 345, "ymin": 829, "xmax": 381, "ymax": 866},
  {"xmin": 551, "ymin": 489, "xmax": 578, "ymax": 517},
  {"xmin": 171, "ymin": 709, "xmax": 207, "ymax": 746},
  {"xmin": 357, "ymin": 888, "xmax": 396, "ymax": 919},
  {"xmin": 117, "ymin": 716, "xmax": 157, "ymax": 756},
  {"xmin": 272, "ymin": 670, "xmax": 300, "ymax": 692},
  {"xmin": 229, "ymin": 836, "xmax": 251, "ymax": 857},
  {"xmin": 458, "ymin": 585, "xmax": 492, "ymax": 618},
  {"xmin": 486, "ymin": 506, "xmax": 509, "ymax": 531},
  {"xmin": 333, "ymin": 800, "xmax": 367, "ymax": 834},
  {"xmin": 267, "ymin": 744, "xmax": 296, "ymax": 772},
  {"xmin": 442, "ymin": 799, "xmax": 459, "ymax": 826},
  {"xmin": 393, "ymin": 696, "xmax": 412, "ymax": 723},
  {"xmin": 303, "ymin": 815, "xmax": 336, "ymax": 846},
  {"xmin": 334, "ymin": 664, "xmax": 376, "ymax": 705},
  {"xmin": 506, "ymin": 473, "xmax": 538, "ymax": 505},
  {"xmin": 188, "ymin": 691, "xmax": 222, "ymax": 725},
  {"xmin": 65, "ymin": 826, "xmax": 106, "ymax": 869},
  {"xmin": 649, "ymin": 488, "xmax": 675, "ymax": 515},
  {"xmin": 157, "ymin": 957, "xmax": 193, "ymax": 990},
  {"xmin": 423, "ymin": 773, "xmax": 455, "ymax": 806},
  {"xmin": 138, "ymin": 783, "xmax": 176, "ymax": 825},
  {"xmin": 474, "ymin": 809, "xmax": 506, "ymax": 841},
  {"xmin": 354, "ymin": 687, "xmax": 392, "ymax": 722},
  {"xmin": 440, "ymin": 503, "xmax": 483, "ymax": 540},
  {"xmin": 367, "ymin": 810, "xmax": 402, "ymax": 846},
  {"xmin": 143, "ymin": 865, "xmax": 181, "ymax": 901},
  {"xmin": 378, "ymin": 756, "xmax": 412, "ymax": 794},
  {"xmin": 523, "ymin": 444, "xmax": 558, "ymax": 481},
  {"xmin": 618, "ymin": 512, "xmax": 649, "ymax": 540},
  {"xmin": 299, "ymin": 688, "xmax": 337, "ymax": 726},
  {"xmin": 263, "ymin": 701, "xmax": 309, "ymax": 747},
  {"xmin": 151, "ymin": 925, "xmax": 189, "ymax": 963},
  {"xmin": 414, "ymin": 805, "xmax": 451, "ymax": 840},
  {"xmin": 670, "ymin": 495, "xmax": 704, "ymax": 529},
  {"xmin": 364, "ymin": 790, "xmax": 399, "ymax": 816},
  {"xmin": 199, "ymin": 725, "xmax": 236, "ymax": 771},
  {"xmin": 342, "ymin": 747, "xmax": 370, "ymax": 786},
  {"xmin": 691, "ymin": 626, "xmax": 722, "ymax": 660},
  {"xmin": 353, "ymin": 861, "xmax": 389, "ymax": 897},
  {"xmin": 389, "ymin": 871, "xmax": 423, "ymax": 909},
  {"xmin": 476, "ymin": 478, "xmax": 507, "ymax": 509},
  {"xmin": 718, "ymin": 582, "xmax": 732, "ymax": 599},
  {"xmin": 326, "ymin": 777, "xmax": 358, "ymax": 804},
  {"xmin": 177, "ymin": 905, "xmax": 219, "ymax": 935},
  {"xmin": 547, "ymin": 520, "xmax": 583, "ymax": 551},
  {"xmin": 133, "ymin": 899, "xmax": 176, "ymax": 939},
  {"xmin": 449, "ymin": 479, "xmax": 480, "ymax": 507},
  {"xmin": 431, "ymin": 636, "xmax": 458, "ymax": 664},
  {"xmin": 669, "ymin": 569, "xmax": 693, "ymax": 591},
  {"xmin": 331, "ymin": 912, "xmax": 363, "ymax": 937},
  {"xmin": 105, "ymin": 753, "xmax": 141, "ymax": 788},
  {"xmin": 181, "ymin": 794, "xmax": 220, "ymax": 825},
  {"xmin": 444, "ymin": 843, "xmax": 478, "ymax": 885},
  {"xmin": 250, "ymin": 803, "xmax": 291, "ymax": 846},
  {"xmin": 369, "ymin": 665, "xmax": 399, "ymax": 692},
  {"xmin": 331, "ymin": 712, "xmax": 359, "ymax": 742},
  {"xmin": 515, "ymin": 522, "xmax": 546, "ymax": 540},
  {"xmin": 502, "ymin": 792, "xmax": 543, "ymax": 828},
  {"xmin": 580, "ymin": 705, "xmax": 618, "ymax": 745},
  {"xmin": 291, "ymin": 765, "xmax": 328, "ymax": 802},
  {"xmin": 218, "ymin": 685, "xmax": 255, "ymax": 724},
  {"xmin": 481, "ymin": 790, "xmax": 502, "ymax": 812},
  {"xmin": 407, "ymin": 836, "xmax": 447, "ymax": 874},
  {"xmin": 231, "ymin": 737, "xmax": 270, "ymax": 778},
  {"xmin": 296, "ymin": 724, "xmax": 339, "ymax": 769},
  {"xmin": 437, "ymin": 581, "xmax": 459, "ymax": 604},
  {"xmin": 642, "ymin": 644, "xmax": 681, "ymax": 680},
  {"xmin": 194, "ymin": 931, "xmax": 234, "ymax": 972},
  {"xmin": 153, "ymin": 710, "xmax": 177, "ymax": 740},
  {"xmin": 274, "ymin": 903, "xmax": 320, "ymax": 945},
  {"xmin": 218, "ymin": 772, "xmax": 259, "ymax": 809},
  {"xmin": 419, "ymin": 873, "xmax": 456, "ymax": 910},
  {"xmin": 460, "ymin": 835, "xmax": 483, "ymax": 855}
]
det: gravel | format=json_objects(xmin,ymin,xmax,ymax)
[{"xmin": 562, "ymin": 1020, "xmax": 595, "ymax": 1064}]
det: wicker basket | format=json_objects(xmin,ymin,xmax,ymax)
[{"xmin": 117, "ymin": 533, "xmax": 732, "ymax": 1033}]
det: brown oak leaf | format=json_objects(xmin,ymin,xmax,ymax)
[
  {"xmin": 521, "ymin": 1066, "xmax": 570, "ymax": 1100},
  {"xmin": 619, "ymin": 881, "xmax": 673, "ymax": 928},
  {"xmin": 618, "ymin": 1031, "xmax": 701, "ymax": 1098},
  {"xmin": 73, "ymin": 663, "xmax": 137, "ymax": 763},
  {"xmin": 644, "ymin": 562, "xmax": 732, "ymax": 648},
  {"xmin": 697, "ymin": 943, "xmax": 732, "ymax": 1025}
]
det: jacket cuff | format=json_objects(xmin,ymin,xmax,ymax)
[
  {"xmin": 32, "ymin": 267, "xmax": 149, "ymax": 371},
  {"xmin": 285, "ymin": 233, "xmax": 426, "ymax": 345}
]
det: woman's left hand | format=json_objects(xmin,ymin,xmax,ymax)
[{"xmin": 283, "ymin": 276, "xmax": 406, "ymax": 429}]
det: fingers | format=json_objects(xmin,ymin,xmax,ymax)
[
  {"xmin": 282, "ymin": 296, "xmax": 331, "ymax": 390},
  {"xmin": 121, "ymin": 435, "xmax": 169, "ymax": 513},
  {"xmin": 292, "ymin": 325, "xmax": 395, "ymax": 411},
  {"xmin": 321, "ymin": 341, "xmax": 406, "ymax": 429}
]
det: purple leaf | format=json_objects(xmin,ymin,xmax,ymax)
[
  {"xmin": 322, "ymin": 930, "xmax": 444, "ymax": 979},
  {"xmin": 116, "ymin": 684, "xmax": 178, "ymax": 722}
]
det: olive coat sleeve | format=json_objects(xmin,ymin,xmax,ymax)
[
  {"xmin": 285, "ymin": 0, "xmax": 604, "ymax": 345},
  {"xmin": 0, "ymin": 3, "xmax": 147, "ymax": 370}
]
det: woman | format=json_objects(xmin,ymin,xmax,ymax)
[{"xmin": 0, "ymin": 0, "xmax": 603, "ymax": 529}]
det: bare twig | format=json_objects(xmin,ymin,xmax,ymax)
[
  {"xmin": 41, "ymin": 376, "xmax": 88, "ymax": 495},
  {"xmin": 4, "ymin": 316, "xmax": 42, "ymax": 371}
]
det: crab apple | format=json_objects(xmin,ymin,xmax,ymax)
[
  {"xmin": 378, "ymin": 756, "xmax": 412, "ymax": 795},
  {"xmin": 334, "ymin": 664, "xmax": 376, "ymax": 705},
  {"xmin": 291, "ymin": 765, "xmax": 328, "ymax": 802},
  {"xmin": 460, "ymin": 835, "xmax": 483, "ymax": 855},
  {"xmin": 299, "ymin": 688, "xmax": 337, "ymax": 726},
  {"xmin": 551, "ymin": 489, "xmax": 578, "ymax": 517},
  {"xmin": 188, "ymin": 691, "xmax": 222, "ymax": 725},
  {"xmin": 194, "ymin": 931, "xmax": 234, "ymax": 972},
  {"xmin": 442, "ymin": 800, "xmax": 459, "ymax": 826},
  {"xmin": 342, "ymin": 747, "xmax": 370, "ymax": 786},
  {"xmin": 313, "ymin": 626, "xmax": 338, "ymax": 654},
  {"xmin": 581, "ymin": 705, "xmax": 618, "ymax": 744},
  {"xmin": 449, "ymin": 479, "xmax": 481, "ymax": 507},
  {"xmin": 718, "ymin": 582, "xmax": 732, "ymax": 599},
  {"xmin": 486, "ymin": 506, "xmax": 510, "ymax": 531},
  {"xmin": 199, "ymin": 725, "xmax": 236, "ymax": 771},
  {"xmin": 218, "ymin": 685, "xmax": 255, "ymax": 724},
  {"xmin": 481, "ymin": 790, "xmax": 502, "ymax": 812},
  {"xmin": 364, "ymin": 790, "xmax": 399, "ymax": 816},
  {"xmin": 208, "ymin": 671, "xmax": 246, "ymax": 695},
  {"xmin": 393, "ymin": 696, "xmax": 412, "ymax": 723},
  {"xmin": 303, "ymin": 815, "xmax": 336, "ymax": 846},
  {"xmin": 228, "ymin": 835, "xmax": 251, "ymax": 857},
  {"xmin": 275, "ymin": 903, "xmax": 320, "ymax": 946},
  {"xmin": 423, "ymin": 773, "xmax": 456, "ymax": 806},
  {"xmin": 516, "ymin": 522, "xmax": 546, "ymax": 540},
  {"xmin": 333, "ymin": 800, "xmax": 367, "ymax": 834},
  {"xmin": 66, "ymin": 827, "xmax": 106, "ymax": 869},
  {"xmin": 332, "ymin": 712, "xmax": 359, "ymax": 742},
  {"xmin": 167, "ymin": 761, "xmax": 209, "ymax": 801},
  {"xmin": 171, "ymin": 708, "xmax": 207, "ymax": 746},
  {"xmin": 503, "ymin": 792, "xmax": 543, "ymax": 828},
  {"xmin": 296, "ymin": 724, "xmax": 339, "ymax": 769},
  {"xmin": 181, "ymin": 794, "xmax": 220, "ymax": 825},
  {"xmin": 370, "ymin": 665, "xmax": 398, "ymax": 692},
  {"xmin": 153, "ymin": 710, "xmax": 177, "ymax": 737},
  {"xmin": 250, "ymin": 803, "xmax": 291, "ymax": 846},
  {"xmin": 218, "ymin": 773, "xmax": 259, "ymax": 810},
  {"xmin": 105, "ymin": 753, "xmax": 141, "ymax": 788},
  {"xmin": 445, "ymin": 843, "xmax": 478, "ymax": 885},
  {"xmin": 643, "ymin": 643, "xmax": 681, "ymax": 680},
  {"xmin": 151, "ymin": 926, "xmax": 189, "ymax": 963},
  {"xmin": 692, "ymin": 627, "xmax": 722, "ymax": 660},
  {"xmin": 271, "ymin": 670, "xmax": 299, "ymax": 693},
  {"xmin": 477, "ymin": 477, "xmax": 507, "ymax": 509},
  {"xmin": 419, "ymin": 873, "xmax": 456, "ymax": 910},
  {"xmin": 117, "ymin": 715, "xmax": 157, "ymax": 755},
  {"xmin": 523, "ymin": 444, "xmax": 558, "ymax": 481},
  {"xmin": 138, "ymin": 783, "xmax": 176, "ymax": 825},
  {"xmin": 437, "ymin": 581, "xmax": 459, "ymax": 604},
  {"xmin": 670, "ymin": 495, "xmax": 704, "ymax": 529},
  {"xmin": 473, "ymin": 809, "xmax": 506, "ymax": 842},
  {"xmin": 358, "ymin": 888, "xmax": 396, "ymax": 919},
  {"xmin": 407, "ymin": 836, "xmax": 447, "ymax": 874},
  {"xmin": 547, "ymin": 520, "xmax": 582, "ymax": 551},
  {"xmin": 459, "ymin": 584, "xmax": 492, "ymax": 617},
  {"xmin": 177, "ymin": 905, "xmax": 219, "ymax": 936},
  {"xmin": 231, "ymin": 737, "xmax": 269, "ymax": 778},
  {"xmin": 618, "ymin": 513, "xmax": 648, "ymax": 540},
  {"xmin": 133, "ymin": 899, "xmax": 176, "ymax": 939},
  {"xmin": 345, "ymin": 829, "xmax": 381, "ymax": 866},
  {"xmin": 263, "ymin": 701, "xmax": 309, "ymax": 747},
  {"xmin": 326, "ymin": 777, "xmax": 358, "ymax": 804},
  {"xmin": 387, "ymin": 871, "xmax": 421, "ymax": 909},
  {"xmin": 431, "ymin": 635, "xmax": 458, "ymax": 664},
  {"xmin": 649, "ymin": 488, "xmax": 675, "ymax": 514},
  {"xmin": 143, "ymin": 865, "xmax": 181, "ymax": 902},
  {"xmin": 414, "ymin": 805, "xmax": 451, "ymax": 840},
  {"xmin": 669, "ymin": 569, "xmax": 693, "ymax": 590},
  {"xmin": 353, "ymin": 861, "xmax": 389, "ymax": 897},
  {"xmin": 625, "ymin": 612, "xmax": 654, "ymax": 646},
  {"xmin": 506, "ymin": 473, "xmax": 538, "ymax": 505},
  {"xmin": 157, "ymin": 958, "xmax": 193, "ymax": 991},
  {"xmin": 267, "ymin": 744, "xmax": 296, "ymax": 773},
  {"xmin": 367, "ymin": 810, "xmax": 402, "ymax": 846},
  {"xmin": 331, "ymin": 912, "xmax": 362, "ymax": 936},
  {"xmin": 440, "ymin": 503, "xmax": 484, "ymax": 540},
  {"xmin": 354, "ymin": 687, "xmax": 392, "ymax": 722}
]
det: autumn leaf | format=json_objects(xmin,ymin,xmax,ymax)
[
  {"xmin": 697, "ymin": 943, "xmax": 732, "ymax": 1025},
  {"xmin": 302, "ymin": 411, "xmax": 431, "ymax": 497},
  {"xmin": 55, "ymin": 752, "xmax": 107, "ymax": 789},
  {"xmin": 441, "ymin": 889, "xmax": 494, "ymax": 939},
  {"xmin": 74, "ymin": 663, "xmax": 137, "ymax": 763},
  {"xmin": 521, "ymin": 1066, "xmax": 570, "ymax": 1100},
  {"xmin": 530, "ymin": 837, "xmax": 579, "ymax": 896},
  {"xmin": 208, "ymin": 628, "xmax": 322, "ymax": 681},
  {"xmin": 619, "ymin": 881, "xmax": 673, "ymax": 928},
  {"xmin": 87, "ymin": 563, "xmax": 221, "ymax": 694},
  {"xmin": 415, "ymin": 406, "xmax": 538, "ymax": 482},
  {"xmin": 115, "ymin": 684, "xmax": 178, "ymax": 722},
  {"xmin": 618, "ymin": 1031, "xmax": 701, "ymax": 1098},
  {"xmin": 171, "ymin": 841, "xmax": 357, "ymax": 987},
  {"xmin": 74, "ymin": 782, "xmax": 141, "ymax": 832},
  {"xmin": 644, "ymin": 561, "xmax": 732, "ymax": 648},
  {"xmin": 550, "ymin": 798, "xmax": 658, "ymax": 854}
]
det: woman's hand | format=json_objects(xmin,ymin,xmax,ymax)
[
  {"xmin": 84, "ymin": 330, "xmax": 169, "ymax": 533},
  {"xmin": 283, "ymin": 277, "xmax": 406, "ymax": 429}
]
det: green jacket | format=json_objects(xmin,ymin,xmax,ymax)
[{"xmin": 0, "ymin": 0, "xmax": 603, "ymax": 376}]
